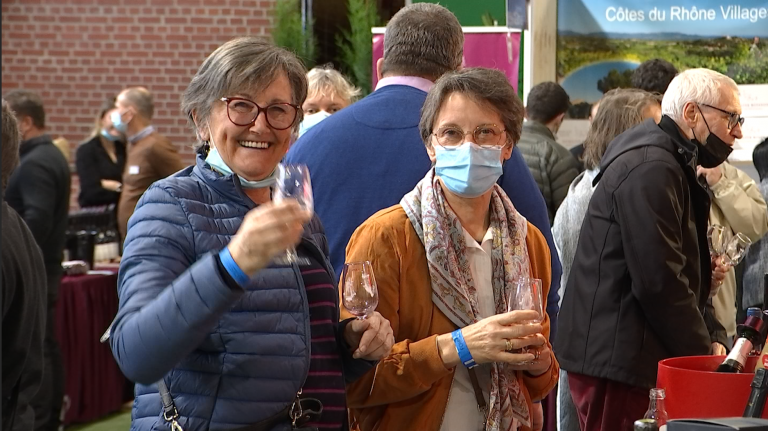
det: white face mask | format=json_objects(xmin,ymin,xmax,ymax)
[{"xmin": 298, "ymin": 111, "xmax": 332, "ymax": 137}]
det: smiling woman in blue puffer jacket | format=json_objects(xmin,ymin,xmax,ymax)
[{"xmin": 108, "ymin": 37, "xmax": 394, "ymax": 431}]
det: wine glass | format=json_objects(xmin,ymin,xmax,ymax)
[
  {"xmin": 507, "ymin": 277, "xmax": 544, "ymax": 362},
  {"xmin": 342, "ymin": 261, "xmax": 379, "ymax": 319},
  {"xmin": 273, "ymin": 164, "xmax": 313, "ymax": 266},
  {"xmin": 508, "ymin": 277, "xmax": 543, "ymax": 323},
  {"xmin": 723, "ymin": 232, "xmax": 752, "ymax": 267},
  {"xmin": 707, "ymin": 224, "xmax": 728, "ymax": 258}
]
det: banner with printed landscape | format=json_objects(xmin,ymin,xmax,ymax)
[{"xmin": 557, "ymin": 0, "xmax": 768, "ymax": 161}]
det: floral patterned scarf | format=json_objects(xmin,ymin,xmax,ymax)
[{"xmin": 400, "ymin": 168, "xmax": 532, "ymax": 430}]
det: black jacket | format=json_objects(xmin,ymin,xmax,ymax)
[
  {"xmin": 555, "ymin": 116, "xmax": 726, "ymax": 389},
  {"xmin": 75, "ymin": 136, "xmax": 125, "ymax": 208},
  {"xmin": 5, "ymin": 135, "xmax": 71, "ymax": 283},
  {"xmin": 1, "ymin": 202, "xmax": 46, "ymax": 430}
]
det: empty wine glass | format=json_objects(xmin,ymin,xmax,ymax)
[
  {"xmin": 273, "ymin": 164, "xmax": 313, "ymax": 266},
  {"xmin": 723, "ymin": 232, "xmax": 752, "ymax": 267},
  {"xmin": 342, "ymin": 261, "xmax": 379, "ymax": 319},
  {"xmin": 507, "ymin": 276, "xmax": 544, "ymax": 362},
  {"xmin": 508, "ymin": 277, "xmax": 543, "ymax": 323},
  {"xmin": 707, "ymin": 224, "xmax": 728, "ymax": 258}
]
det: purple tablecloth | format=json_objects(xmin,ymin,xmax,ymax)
[{"xmin": 56, "ymin": 272, "xmax": 125, "ymax": 424}]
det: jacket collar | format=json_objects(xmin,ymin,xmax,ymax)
[
  {"xmin": 658, "ymin": 115, "xmax": 699, "ymax": 170},
  {"xmin": 522, "ymin": 121, "xmax": 556, "ymax": 141},
  {"xmin": 19, "ymin": 134, "xmax": 53, "ymax": 157}
]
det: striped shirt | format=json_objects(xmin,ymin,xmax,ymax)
[{"xmin": 298, "ymin": 247, "xmax": 347, "ymax": 430}]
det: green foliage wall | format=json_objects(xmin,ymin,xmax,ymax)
[
  {"xmin": 272, "ymin": 0, "xmax": 317, "ymax": 69},
  {"xmin": 414, "ymin": 0, "xmax": 505, "ymax": 26}
]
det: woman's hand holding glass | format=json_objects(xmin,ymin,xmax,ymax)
[
  {"xmin": 227, "ymin": 200, "xmax": 311, "ymax": 276},
  {"xmin": 435, "ymin": 310, "xmax": 546, "ymax": 369},
  {"xmin": 343, "ymin": 311, "xmax": 394, "ymax": 360}
]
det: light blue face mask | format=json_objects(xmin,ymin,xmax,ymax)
[
  {"xmin": 298, "ymin": 111, "xmax": 332, "ymax": 137},
  {"xmin": 100, "ymin": 129, "xmax": 121, "ymax": 142},
  {"xmin": 110, "ymin": 110, "xmax": 128, "ymax": 133},
  {"xmin": 434, "ymin": 142, "xmax": 503, "ymax": 198},
  {"xmin": 205, "ymin": 133, "xmax": 277, "ymax": 189}
]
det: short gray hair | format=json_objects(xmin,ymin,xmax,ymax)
[
  {"xmin": 182, "ymin": 37, "xmax": 308, "ymax": 148},
  {"xmin": 120, "ymin": 87, "xmax": 154, "ymax": 120},
  {"xmin": 419, "ymin": 68, "xmax": 524, "ymax": 148},
  {"xmin": 661, "ymin": 68, "xmax": 739, "ymax": 123},
  {"xmin": 2, "ymin": 99, "xmax": 21, "ymax": 189},
  {"xmin": 381, "ymin": 3, "xmax": 464, "ymax": 80}
]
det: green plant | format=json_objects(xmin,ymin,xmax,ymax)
[
  {"xmin": 272, "ymin": 0, "xmax": 317, "ymax": 69},
  {"xmin": 336, "ymin": 0, "xmax": 381, "ymax": 95}
]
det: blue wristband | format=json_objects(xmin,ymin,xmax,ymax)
[
  {"xmin": 218, "ymin": 247, "xmax": 250, "ymax": 286},
  {"xmin": 451, "ymin": 329, "xmax": 477, "ymax": 368}
]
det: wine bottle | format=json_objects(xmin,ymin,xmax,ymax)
[
  {"xmin": 744, "ymin": 368, "xmax": 768, "ymax": 417},
  {"xmin": 747, "ymin": 308, "xmax": 765, "ymax": 355},
  {"xmin": 643, "ymin": 388, "xmax": 668, "ymax": 429},
  {"xmin": 634, "ymin": 419, "xmax": 659, "ymax": 431},
  {"xmin": 717, "ymin": 316, "xmax": 764, "ymax": 373}
]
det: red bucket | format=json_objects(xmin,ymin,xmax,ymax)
[{"xmin": 657, "ymin": 355, "xmax": 766, "ymax": 419}]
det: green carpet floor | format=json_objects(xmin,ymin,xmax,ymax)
[{"xmin": 67, "ymin": 410, "xmax": 131, "ymax": 431}]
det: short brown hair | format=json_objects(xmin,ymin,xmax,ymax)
[
  {"xmin": 583, "ymin": 88, "xmax": 661, "ymax": 170},
  {"xmin": 525, "ymin": 82, "xmax": 570, "ymax": 124},
  {"xmin": 419, "ymin": 68, "xmax": 524, "ymax": 148},
  {"xmin": 4, "ymin": 89, "xmax": 46, "ymax": 129},
  {"xmin": 1, "ymin": 99, "xmax": 21, "ymax": 189},
  {"xmin": 381, "ymin": 3, "xmax": 464, "ymax": 80}
]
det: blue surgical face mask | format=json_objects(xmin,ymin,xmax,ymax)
[
  {"xmin": 298, "ymin": 111, "xmax": 332, "ymax": 137},
  {"xmin": 205, "ymin": 127, "xmax": 277, "ymax": 189},
  {"xmin": 110, "ymin": 110, "xmax": 128, "ymax": 133},
  {"xmin": 100, "ymin": 128, "xmax": 121, "ymax": 142},
  {"xmin": 434, "ymin": 142, "xmax": 503, "ymax": 198}
]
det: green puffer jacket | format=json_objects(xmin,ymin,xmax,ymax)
[{"xmin": 516, "ymin": 121, "xmax": 581, "ymax": 223}]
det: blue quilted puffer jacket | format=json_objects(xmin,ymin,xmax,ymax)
[{"xmin": 109, "ymin": 155, "xmax": 371, "ymax": 430}]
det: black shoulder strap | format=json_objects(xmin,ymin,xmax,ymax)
[{"xmin": 157, "ymin": 379, "xmax": 183, "ymax": 431}]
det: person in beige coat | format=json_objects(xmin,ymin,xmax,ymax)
[{"xmin": 700, "ymin": 161, "xmax": 768, "ymax": 340}]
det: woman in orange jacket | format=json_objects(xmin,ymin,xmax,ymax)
[{"xmin": 340, "ymin": 68, "xmax": 559, "ymax": 431}]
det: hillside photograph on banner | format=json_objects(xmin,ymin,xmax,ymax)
[{"xmin": 557, "ymin": 0, "xmax": 768, "ymax": 161}]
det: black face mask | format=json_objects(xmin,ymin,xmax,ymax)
[{"xmin": 692, "ymin": 106, "xmax": 734, "ymax": 168}]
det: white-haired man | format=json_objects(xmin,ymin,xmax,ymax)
[{"xmin": 555, "ymin": 69, "xmax": 739, "ymax": 430}]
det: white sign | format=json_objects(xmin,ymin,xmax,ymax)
[{"xmin": 731, "ymin": 84, "xmax": 768, "ymax": 162}]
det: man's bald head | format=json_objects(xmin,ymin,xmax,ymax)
[{"xmin": 117, "ymin": 87, "xmax": 154, "ymax": 120}]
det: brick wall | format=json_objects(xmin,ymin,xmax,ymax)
[{"xmin": 1, "ymin": 0, "xmax": 275, "ymax": 209}]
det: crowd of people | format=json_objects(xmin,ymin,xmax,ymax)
[{"xmin": 2, "ymin": 3, "xmax": 768, "ymax": 431}]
